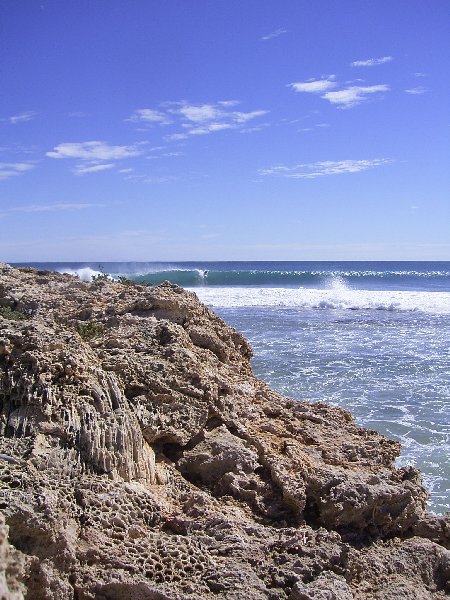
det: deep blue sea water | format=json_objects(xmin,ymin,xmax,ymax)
[{"xmin": 16, "ymin": 261, "xmax": 450, "ymax": 513}]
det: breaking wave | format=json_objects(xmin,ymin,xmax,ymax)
[
  {"xmin": 57, "ymin": 267, "xmax": 450, "ymax": 289},
  {"xmin": 191, "ymin": 287, "xmax": 450, "ymax": 315}
]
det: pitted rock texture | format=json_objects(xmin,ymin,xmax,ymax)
[{"xmin": 0, "ymin": 263, "xmax": 449, "ymax": 599}]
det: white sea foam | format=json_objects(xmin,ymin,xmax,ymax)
[
  {"xmin": 190, "ymin": 287, "xmax": 450, "ymax": 315},
  {"xmin": 57, "ymin": 267, "xmax": 103, "ymax": 281}
]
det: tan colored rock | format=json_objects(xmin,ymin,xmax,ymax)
[
  {"xmin": 0, "ymin": 513, "xmax": 25, "ymax": 600},
  {"xmin": 0, "ymin": 264, "xmax": 449, "ymax": 599}
]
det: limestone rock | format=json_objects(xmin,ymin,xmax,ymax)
[
  {"xmin": 0, "ymin": 514, "xmax": 25, "ymax": 600},
  {"xmin": 289, "ymin": 572, "xmax": 353, "ymax": 600},
  {"xmin": 0, "ymin": 264, "xmax": 449, "ymax": 599}
]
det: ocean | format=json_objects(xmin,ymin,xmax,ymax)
[{"xmin": 16, "ymin": 261, "xmax": 450, "ymax": 514}]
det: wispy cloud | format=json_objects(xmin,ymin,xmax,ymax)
[
  {"xmin": 127, "ymin": 108, "xmax": 172, "ymax": 125},
  {"xmin": 178, "ymin": 104, "xmax": 266, "ymax": 125},
  {"xmin": 74, "ymin": 163, "xmax": 115, "ymax": 175},
  {"xmin": 240, "ymin": 122, "xmax": 270, "ymax": 134},
  {"xmin": 0, "ymin": 162, "xmax": 35, "ymax": 181},
  {"xmin": 322, "ymin": 84, "xmax": 389, "ymax": 108},
  {"xmin": 0, "ymin": 143, "xmax": 39, "ymax": 156},
  {"xmin": 124, "ymin": 173, "xmax": 177, "ymax": 184},
  {"xmin": 178, "ymin": 104, "xmax": 225, "ymax": 123},
  {"xmin": 350, "ymin": 56, "xmax": 393, "ymax": 67},
  {"xmin": 47, "ymin": 141, "xmax": 141, "ymax": 161},
  {"xmin": 288, "ymin": 77, "xmax": 336, "ymax": 93},
  {"xmin": 46, "ymin": 141, "xmax": 142, "ymax": 175},
  {"xmin": 145, "ymin": 150, "xmax": 184, "ymax": 160},
  {"xmin": 3, "ymin": 111, "xmax": 38, "ymax": 125},
  {"xmin": 261, "ymin": 28, "xmax": 287, "ymax": 41},
  {"xmin": 0, "ymin": 202, "xmax": 103, "ymax": 218},
  {"xmin": 259, "ymin": 158, "xmax": 392, "ymax": 179},
  {"xmin": 288, "ymin": 74, "xmax": 389, "ymax": 109},
  {"xmin": 128, "ymin": 101, "xmax": 268, "ymax": 141},
  {"xmin": 298, "ymin": 122, "xmax": 330, "ymax": 133},
  {"xmin": 172, "ymin": 103, "xmax": 267, "ymax": 139},
  {"xmin": 404, "ymin": 86, "xmax": 427, "ymax": 95}
]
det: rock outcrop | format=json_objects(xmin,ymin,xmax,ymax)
[{"xmin": 0, "ymin": 263, "xmax": 448, "ymax": 599}]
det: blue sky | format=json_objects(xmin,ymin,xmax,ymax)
[{"xmin": 1, "ymin": 0, "xmax": 449, "ymax": 261}]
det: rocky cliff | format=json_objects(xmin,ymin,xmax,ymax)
[{"xmin": 0, "ymin": 263, "xmax": 448, "ymax": 599}]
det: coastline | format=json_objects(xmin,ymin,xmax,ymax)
[
  {"xmin": 0, "ymin": 263, "xmax": 449, "ymax": 598},
  {"xmin": 14, "ymin": 260, "xmax": 450, "ymax": 513}
]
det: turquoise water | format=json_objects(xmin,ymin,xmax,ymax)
[
  {"xmin": 18, "ymin": 260, "xmax": 450, "ymax": 292},
  {"xmin": 18, "ymin": 261, "xmax": 450, "ymax": 513}
]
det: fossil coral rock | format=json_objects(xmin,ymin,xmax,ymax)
[{"xmin": 0, "ymin": 263, "xmax": 449, "ymax": 599}]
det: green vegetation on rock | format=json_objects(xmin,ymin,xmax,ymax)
[
  {"xmin": 0, "ymin": 306, "xmax": 27, "ymax": 321},
  {"xmin": 75, "ymin": 321, "xmax": 104, "ymax": 340}
]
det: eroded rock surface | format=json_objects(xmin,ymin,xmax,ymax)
[{"xmin": 0, "ymin": 263, "xmax": 448, "ymax": 599}]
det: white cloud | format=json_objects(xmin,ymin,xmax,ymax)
[
  {"xmin": 288, "ymin": 77, "xmax": 336, "ymax": 93},
  {"xmin": 165, "ymin": 133, "xmax": 189, "ymax": 141},
  {"xmin": 405, "ymin": 86, "xmax": 427, "ymax": 95},
  {"xmin": 322, "ymin": 84, "xmax": 389, "ymax": 108},
  {"xmin": 173, "ymin": 104, "xmax": 267, "ymax": 126},
  {"xmin": 234, "ymin": 110, "xmax": 267, "ymax": 123},
  {"xmin": 73, "ymin": 163, "xmax": 115, "ymax": 175},
  {"xmin": 189, "ymin": 123, "xmax": 234, "ymax": 135},
  {"xmin": 47, "ymin": 141, "xmax": 142, "ymax": 161},
  {"xmin": 259, "ymin": 158, "xmax": 392, "ymax": 179},
  {"xmin": 174, "ymin": 103, "xmax": 268, "ymax": 133},
  {"xmin": 129, "ymin": 101, "xmax": 268, "ymax": 141},
  {"xmin": 350, "ymin": 56, "xmax": 393, "ymax": 67},
  {"xmin": 0, "ymin": 162, "xmax": 35, "ymax": 181},
  {"xmin": 177, "ymin": 104, "xmax": 222, "ymax": 123},
  {"xmin": 6, "ymin": 111, "xmax": 38, "ymax": 124},
  {"xmin": 46, "ymin": 141, "xmax": 142, "ymax": 177},
  {"xmin": 127, "ymin": 108, "xmax": 172, "ymax": 125},
  {"xmin": 261, "ymin": 28, "xmax": 287, "ymax": 41},
  {"xmin": 217, "ymin": 100, "xmax": 240, "ymax": 107}
]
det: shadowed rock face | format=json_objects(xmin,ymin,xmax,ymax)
[{"xmin": 0, "ymin": 263, "xmax": 448, "ymax": 600}]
